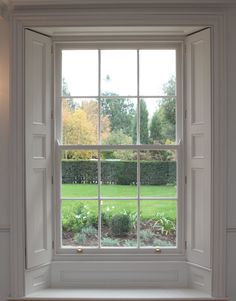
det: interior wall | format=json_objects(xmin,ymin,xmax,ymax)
[
  {"xmin": 0, "ymin": 16, "xmax": 10, "ymax": 301},
  {"xmin": 226, "ymin": 8, "xmax": 236, "ymax": 301},
  {"xmin": 0, "ymin": 5, "xmax": 236, "ymax": 301}
]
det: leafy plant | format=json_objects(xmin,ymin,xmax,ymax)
[
  {"xmin": 153, "ymin": 213, "xmax": 176, "ymax": 236},
  {"xmin": 153, "ymin": 239, "xmax": 174, "ymax": 247},
  {"xmin": 62, "ymin": 203, "xmax": 97, "ymax": 233},
  {"xmin": 102, "ymin": 237, "xmax": 120, "ymax": 246},
  {"xmin": 126, "ymin": 211, "xmax": 137, "ymax": 230},
  {"xmin": 140, "ymin": 229, "xmax": 155, "ymax": 241},
  {"xmin": 81, "ymin": 226, "xmax": 97, "ymax": 236},
  {"xmin": 111, "ymin": 213, "xmax": 131, "ymax": 236},
  {"xmin": 124, "ymin": 240, "xmax": 137, "ymax": 247},
  {"xmin": 101, "ymin": 206, "xmax": 115, "ymax": 226},
  {"xmin": 74, "ymin": 232, "xmax": 87, "ymax": 244}
]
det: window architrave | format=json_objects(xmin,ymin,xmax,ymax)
[{"xmin": 9, "ymin": 8, "xmax": 227, "ymax": 298}]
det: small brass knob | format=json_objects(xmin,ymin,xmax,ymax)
[
  {"xmin": 155, "ymin": 248, "xmax": 161, "ymax": 253},
  {"xmin": 76, "ymin": 248, "xmax": 83, "ymax": 254}
]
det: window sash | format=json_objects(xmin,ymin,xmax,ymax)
[{"xmin": 54, "ymin": 42, "xmax": 183, "ymax": 255}]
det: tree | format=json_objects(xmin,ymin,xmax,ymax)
[
  {"xmin": 80, "ymin": 100, "xmax": 111, "ymax": 142},
  {"xmin": 102, "ymin": 129, "xmax": 134, "ymax": 160},
  {"xmin": 62, "ymin": 78, "xmax": 71, "ymax": 96},
  {"xmin": 101, "ymin": 93, "xmax": 135, "ymax": 137},
  {"xmin": 150, "ymin": 77, "xmax": 176, "ymax": 144},
  {"xmin": 62, "ymin": 78, "xmax": 76, "ymax": 111},
  {"xmin": 150, "ymin": 110, "xmax": 162, "ymax": 143},
  {"xmin": 62, "ymin": 101, "xmax": 97, "ymax": 159},
  {"xmin": 132, "ymin": 99, "xmax": 149, "ymax": 144}
]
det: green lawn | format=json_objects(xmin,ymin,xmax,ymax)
[
  {"xmin": 62, "ymin": 184, "xmax": 176, "ymax": 198},
  {"xmin": 61, "ymin": 184, "xmax": 176, "ymax": 220}
]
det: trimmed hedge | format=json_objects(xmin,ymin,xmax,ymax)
[{"xmin": 62, "ymin": 160, "xmax": 176, "ymax": 185}]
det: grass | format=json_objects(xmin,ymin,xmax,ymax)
[
  {"xmin": 62, "ymin": 184, "xmax": 176, "ymax": 198},
  {"xmin": 61, "ymin": 184, "xmax": 176, "ymax": 220}
]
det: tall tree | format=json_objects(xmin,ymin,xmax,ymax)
[
  {"xmin": 62, "ymin": 78, "xmax": 75, "ymax": 111},
  {"xmin": 150, "ymin": 110, "xmax": 162, "ymax": 143},
  {"xmin": 150, "ymin": 77, "xmax": 176, "ymax": 144},
  {"xmin": 132, "ymin": 99, "xmax": 149, "ymax": 144},
  {"xmin": 101, "ymin": 93, "xmax": 135, "ymax": 137}
]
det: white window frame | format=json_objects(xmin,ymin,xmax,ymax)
[
  {"xmin": 54, "ymin": 41, "xmax": 184, "ymax": 257},
  {"xmin": 9, "ymin": 7, "xmax": 227, "ymax": 298}
]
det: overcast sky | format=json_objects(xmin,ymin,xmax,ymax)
[{"xmin": 62, "ymin": 49, "xmax": 176, "ymax": 117}]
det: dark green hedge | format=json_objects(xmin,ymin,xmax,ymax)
[{"xmin": 62, "ymin": 160, "xmax": 176, "ymax": 185}]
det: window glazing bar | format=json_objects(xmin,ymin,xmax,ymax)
[
  {"xmin": 58, "ymin": 144, "xmax": 180, "ymax": 151},
  {"xmin": 61, "ymin": 197, "xmax": 178, "ymax": 201},
  {"xmin": 61, "ymin": 95, "xmax": 177, "ymax": 99}
]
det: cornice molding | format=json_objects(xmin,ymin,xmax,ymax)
[{"xmin": 5, "ymin": 0, "xmax": 236, "ymax": 10}]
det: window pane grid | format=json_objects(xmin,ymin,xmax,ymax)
[
  {"xmin": 59, "ymin": 144, "xmax": 180, "ymax": 150},
  {"xmin": 60, "ymin": 95, "xmax": 177, "ymax": 99},
  {"xmin": 61, "ymin": 197, "xmax": 178, "ymax": 201},
  {"xmin": 60, "ymin": 48, "xmax": 178, "ymax": 249},
  {"xmin": 137, "ymin": 150, "xmax": 141, "ymax": 248}
]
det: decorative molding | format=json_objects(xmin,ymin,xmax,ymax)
[
  {"xmin": 210, "ymin": 12, "xmax": 227, "ymax": 299},
  {"xmin": 188, "ymin": 263, "xmax": 212, "ymax": 294},
  {"xmin": 10, "ymin": 16, "xmax": 26, "ymax": 298},
  {"xmin": 25, "ymin": 265, "xmax": 51, "ymax": 295},
  {"xmin": 6, "ymin": 0, "xmax": 236, "ymax": 9},
  {"xmin": 226, "ymin": 227, "xmax": 236, "ymax": 233},
  {"xmin": 51, "ymin": 261, "xmax": 188, "ymax": 288},
  {"xmin": 0, "ymin": 225, "xmax": 10, "ymax": 232},
  {"xmin": 10, "ymin": 7, "xmax": 227, "ymax": 299}
]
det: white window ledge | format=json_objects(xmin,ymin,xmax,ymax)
[{"xmin": 8, "ymin": 288, "xmax": 227, "ymax": 301}]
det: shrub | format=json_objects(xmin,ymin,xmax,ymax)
[
  {"xmin": 153, "ymin": 239, "xmax": 174, "ymax": 247},
  {"xmin": 102, "ymin": 237, "xmax": 120, "ymax": 246},
  {"xmin": 140, "ymin": 229, "xmax": 155, "ymax": 241},
  {"xmin": 62, "ymin": 203, "xmax": 97, "ymax": 233},
  {"xmin": 124, "ymin": 240, "xmax": 137, "ymax": 247},
  {"xmin": 81, "ymin": 226, "xmax": 97, "ymax": 236},
  {"xmin": 74, "ymin": 232, "xmax": 87, "ymax": 244},
  {"xmin": 62, "ymin": 160, "xmax": 176, "ymax": 185},
  {"xmin": 101, "ymin": 206, "xmax": 115, "ymax": 226},
  {"xmin": 111, "ymin": 213, "xmax": 131, "ymax": 236}
]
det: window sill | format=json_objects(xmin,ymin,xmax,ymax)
[{"xmin": 8, "ymin": 288, "xmax": 227, "ymax": 301}]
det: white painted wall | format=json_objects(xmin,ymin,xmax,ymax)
[
  {"xmin": 1, "ymin": 4, "xmax": 236, "ymax": 301},
  {"xmin": 226, "ymin": 8, "xmax": 236, "ymax": 301},
  {"xmin": 0, "ymin": 16, "xmax": 10, "ymax": 301}
]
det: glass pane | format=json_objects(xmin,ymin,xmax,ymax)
[
  {"xmin": 140, "ymin": 150, "xmax": 176, "ymax": 197},
  {"xmin": 62, "ymin": 98, "xmax": 98, "ymax": 145},
  {"xmin": 62, "ymin": 200, "xmax": 98, "ymax": 247},
  {"xmin": 101, "ymin": 50, "xmax": 137, "ymax": 96},
  {"xmin": 61, "ymin": 150, "xmax": 98, "ymax": 198},
  {"xmin": 140, "ymin": 200, "xmax": 176, "ymax": 247},
  {"xmin": 101, "ymin": 98, "xmax": 137, "ymax": 145},
  {"xmin": 101, "ymin": 200, "xmax": 137, "ymax": 247},
  {"xmin": 139, "ymin": 50, "xmax": 176, "ymax": 96},
  {"xmin": 141, "ymin": 98, "xmax": 176, "ymax": 145},
  {"xmin": 62, "ymin": 50, "xmax": 98, "ymax": 96},
  {"xmin": 101, "ymin": 151, "xmax": 137, "ymax": 197}
]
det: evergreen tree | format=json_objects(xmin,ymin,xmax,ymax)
[
  {"xmin": 132, "ymin": 99, "xmax": 149, "ymax": 144},
  {"xmin": 150, "ymin": 77, "xmax": 176, "ymax": 144},
  {"xmin": 150, "ymin": 110, "xmax": 162, "ymax": 143},
  {"xmin": 62, "ymin": 78, "xmax": 75, "ymax": 111}
]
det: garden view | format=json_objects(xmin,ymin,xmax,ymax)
[{"xmin": 61, "ymin": 49, "xmax": 177, "ymax": 248}]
